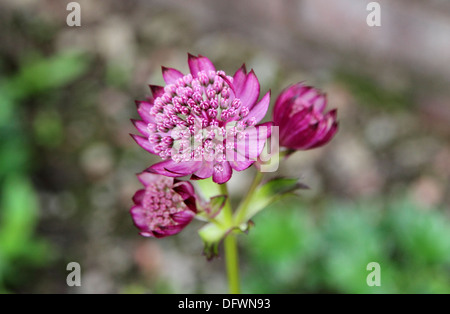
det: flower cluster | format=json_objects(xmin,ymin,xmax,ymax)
[
  {"xmin": 130, "ymin": 54, "xmax": 338, "ymax": 238},
  {"xmin": 132, "ymin": 54, "xmax": 272, "ymax": 184}
]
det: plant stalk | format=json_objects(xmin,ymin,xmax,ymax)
[
  {"xmin": 219, "ymin": 183, "xmax": 240, "ymax": 294},
  {"xmin": 234, "ymin": 171, "xmax": 264, "ymax": 224}
]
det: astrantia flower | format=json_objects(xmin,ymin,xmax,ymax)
[
  {"xmin": 273, "ymin": 83, "xmax": 338, "ymax": 150},
  {"xmin": 132, "ymin": 54, "xmax": 272, "ymax": 184},
  {"xmin": 130, "ymin": 172, "xmax": 197, "ymax": 238}
]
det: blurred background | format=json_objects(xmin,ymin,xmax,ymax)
[{"xmin": 1, "ymin": 0, "xmax": 449, "ymax": 293}]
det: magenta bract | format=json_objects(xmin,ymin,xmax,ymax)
[{"xmin": 273, "ymin": 83, "xmax": 338, "ymax": 150}]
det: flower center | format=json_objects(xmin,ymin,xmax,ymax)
[
  {"xmin": 147, "ymin": 70, "xmax": 255, "ymax": 165},
  {"xmin": 142, "ymin": 177, "xmax": 185, "ymax": 230}
]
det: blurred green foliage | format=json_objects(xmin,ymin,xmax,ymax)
[
  {"xmin": 0, "ymin": 50, "xmax": 90, "ymax": 292},
  {"xmin": 1, "ymin": 51, "xmax": 90, "ymax": 101},
  {"xmin": 243, "ymin": 196, "xmax": 450, "ymax": 294},
  {"xmin": 336, "ymin": 71, "xmax": 411, "ymax": 111},
  {"xmin": 0, "ymin": 175, "xmax": 50, "ymax": 293}
]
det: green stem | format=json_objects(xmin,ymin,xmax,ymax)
[
  {"xmin": 219, "ymin": 183, "xmax": 233, "ymax": 224},
  {"xmin": 234, "ymin": 171, "xmax": 264, "ymax": 224},
  {"xmin": 232, "ymin": 148, "xmax": 290, "ymax": 223},
  {"xmin": 219, "ymin": 183, "xmax": 240, "ymax": 294},
  {"xmin": 224, "ymin": 234, "xmax": 240, "ymax": 294}
]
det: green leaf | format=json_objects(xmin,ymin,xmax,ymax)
[
  {"xmin": 197, "ymin": 195, "xmax": 227, "ymax": 221},
  {"xmin": 0, "ymin": 92, "xmax": 15, "ymax": 127},
  {"xmin": 12, "ymin": 51, "xmax": 90, "ymax": 98},
  {"xmin": 0, "ymin": 137, "xmax": 30, "ymax": 176},
  {"xmin": 0, "ymin": 175, "xmax": 39, "ymax": 258},
  {"xmin": 241, "ymin": 177, "xmax": 307, "ymax": 223}
]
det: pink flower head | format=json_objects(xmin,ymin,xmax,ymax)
[
  {"xmin": 130, "ymin": 172, "xmax": 197, "ymax": 238},
  {"xmin": 273, "ymin": 83, "xmax": 338, "ymax": 150},
  {"xmin": 132, "ymin": 54, "xmax": 272, "ymax": 184}
]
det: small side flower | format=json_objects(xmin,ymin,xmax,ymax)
[
  {"xmin": 273, "ymin": 83, "xmax": 338, "ymax": 151},
  {"xmin": 130, "ymin": 172, "xmax": 197, "ymax": 238}
]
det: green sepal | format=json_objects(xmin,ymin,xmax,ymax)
[
  {"xmin": 196, "ymin": 195, "xmax": 227, "ymax": 221},
  {"xmin": 198, "ymin": 210, "xmax": 230, "ymax": 260}
]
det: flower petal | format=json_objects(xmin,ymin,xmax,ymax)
[
  {"xmin": 139, "ymin": 231, "xmax": 156, "ymax": 238},
  {"xmin": 282, "ymin": 123, "xmax": 320, "ymax": 149},
  {"xmin": 153, "ymin": 228, "xmax": 181, "ymax": 238},
  {"xmin": 235, "ymin": 122, "xmax": 273, "ymax": 160},
  {"xmin": 309, "ymin": 121, "xmax": 338, "ymax": 149},
  {"xmin": 130, "ymin": 205, "xmax": 150, "ymax": 231},
  {"xmin": 278, "ymin": 107, "xmax": 312, "ymax": 140},
  {"xmin": 173, "ymin": 181, "xmax": 196, "ymax": 200},
  {"xmin": 212, "ymin": 161, "xmax": 232, "ymax": 184},
  {"xmin": 149, "ymin": 84, "xmax": 164, "ymax": 98},
  {"xmin": 147, "ymin": 159, "xmax": 202, "ymax": 177},
  {"xmin": 131, "ymin": 119, "xmax": 150, "ymax": 137},
  {"xmin": 228, "ymin": 159, "xmax": 254, "ymax": 171},
  {"xmin": 313, "ymin": 93, "xmax": 327, "ymax": 112},
  {"xmin": 192, "ymin": 161, "xmax": 214, "ymax": 179},
  {"xmin": 307, "ymin": 110, "xmax": 338, "ymax": 148},
  {"xmin": 131, "ymin": 134, "xmax": 156, "ymax": 154},
  {"xmin": 156, "ymin": 224, "xmax": 187, "ymax": 237},
  {"xmin": 232, "ymin": 64, "xmax": 247, "ymax": 93},
  {"xmin": 135, "ymin": 100, "xmax": 154, "ymax": 123},
  {"xmin": 132, "ymin": 189, "xmax": 145, "ymax": 205},
  {"xmin": 171, "ymin": 208, "xmax": 196, "ymax": 225},
  {"xmin": 245, "ymin": 90, "xmax": 270, "ymax": 123},
  {"xmin": 137, "ymin": 172, "xmax": 170, "ymax": 186},
  {"xmin": 282, "ymin": 107, "xmax": 336, "ymax": 149},
  {"xmin": 183, "ymin": 196, "xmax": 197, "ymax": 213},
  {"xmin": 273, "ymin": 83, "xmax": 308, "ymax": 123},
  {"xmin": 188, "ymin": 53, "xmax": 216, "ymax": 77},
  {"xmin": 162, "ymin": 66, "xmax": 184, "ymax": 84},
  {"xmin": 237, "ymin": 70, "xmax": 260, "ymax": 109}
]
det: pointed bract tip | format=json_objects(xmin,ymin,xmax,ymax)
[{"xmin": 187, "ymin": 53, "xmax": 197, "ymax": 61}]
